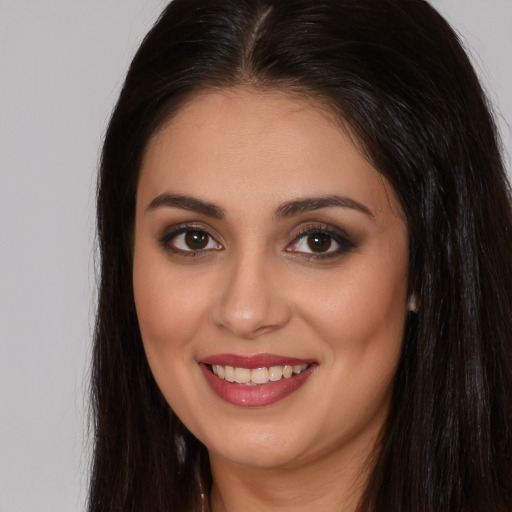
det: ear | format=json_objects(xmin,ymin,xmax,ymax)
[{"xmin": 407, "ymin": 294, "xmax": 418, "ymax": 313}]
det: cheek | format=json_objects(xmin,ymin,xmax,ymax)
[
  {"xmin": 328, "ymin": 273, "xmax": 406, "ymax": 345},
  {"xmin": 297, "ymin": 243, "xmax": 409, "ymax": 365},
  {"xmin": 132, "ymin": 246, "xmax": 214, "ymax": 429},
  {"xmin": 292, "ymin": 249, "xmax": 408, "ymax": 440},
  {"xmin": 132, "ymin": 244, "xmax": 209, "ymax": 365}
]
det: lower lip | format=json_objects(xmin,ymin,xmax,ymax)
[{"xmin": 199, "ymin": 363, "xmax": 317, "ymax": 407}]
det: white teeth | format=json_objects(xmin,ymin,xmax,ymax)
[
  {"xmin": 269, "ymin": 366, "xmax": 283, "ymax": 381},
  {"xmin": 251, "ymin": 367, "xmax": 270, "ymax": 384},
  {"xmin": 234, "ymin": 367, "xmax": 251, "ymax": 384},
  {"xmin": 211, "ymin": 363, "xmax": 308, "ymax": 385},
  {"xmin": 224, "ymin": 366, "xmax": 235, "ymax": 382}
]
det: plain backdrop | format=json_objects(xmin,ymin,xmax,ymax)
[{"xmin": 0, "ymin": 1, "xmax": 510, "ymax": 511}]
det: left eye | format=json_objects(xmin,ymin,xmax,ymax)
[
  {"xmin": 166, "ymin": 229, "xmax": 222, "ymax": 252},
  {"xmin": 288, "ymin": 231, "xmax": 341, "ymax": 254}
]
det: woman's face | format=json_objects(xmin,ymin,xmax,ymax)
[{"xmin": 133, "ymin": 88, "xmax": 409, "ymax": 471}]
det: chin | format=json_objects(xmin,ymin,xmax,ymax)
[
  {"xmin": 210, "ymin": 441, "xmax": 305, "ymax": 470},
  {"xmin": 201, "ymin": 420, "xmax": 321, "ymax": 470}
]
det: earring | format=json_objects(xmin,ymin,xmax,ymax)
[{"xmin": 408, "ymin": 294, "xmax": 418, "ymax": 313}]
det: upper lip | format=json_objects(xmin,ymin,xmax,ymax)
[{"xmin": 200, "ymin": 353, "xmax": 315, "ymax": 369}]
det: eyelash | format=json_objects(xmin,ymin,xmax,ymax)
[{"xmin": 159, "ymin": 223, "xmax": 355, "ymax": 260}]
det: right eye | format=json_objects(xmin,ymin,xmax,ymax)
[{"xmin": 162, "ymin": 228, "xmax": 223, "ymax": 256}]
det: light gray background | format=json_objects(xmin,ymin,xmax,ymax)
[{"xmin": 0, "ymin": 1, "xmax": 510, "ymax": 511}]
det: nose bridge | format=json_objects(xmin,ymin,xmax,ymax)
[{"xmin": 211, "ymin": 246, "xmax": 290, "ymax": 339}]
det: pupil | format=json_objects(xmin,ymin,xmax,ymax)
[
  {"xmin": 307, "ymin": 233, "xmax": 331, "ymax": 253},
  {"xmin": 185, "ymin": 231, "xmax": 208, "ymax": 249}
]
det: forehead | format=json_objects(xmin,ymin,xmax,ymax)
[{"xmin": 138, "ymin": 87, "xmax": 401, "ymax": 219}]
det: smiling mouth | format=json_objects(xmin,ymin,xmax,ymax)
[
  {"xmin": 199, "ymin": 356, "xmax": 318, "ymax": 407},
  {"xmin": 208, "ymin": 363, "xmax": 310, "ymax": 385},
  {"xmin": 199, "ymin": 355, "xmax": 317, "ymax": 407}
]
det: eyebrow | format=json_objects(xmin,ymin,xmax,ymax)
[
  {"xmin": 274, "ymin": 195, "xmax": 373, "ymax": 219},
  {"xmin": 146, "ymin": 193, "xmax": 226, "ymax": 219},
  {"xmin": 146, "ymin": 192, "xmax": 373, "ymax": 219}
]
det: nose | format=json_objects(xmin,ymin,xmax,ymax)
[{"xmin": 211, "ymin": 253, "xmax": 292, "ymax": 340}]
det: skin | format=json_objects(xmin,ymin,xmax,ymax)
[{"xmin": 133, "ymin": 87, "xmax": 410, "ymax": 512}]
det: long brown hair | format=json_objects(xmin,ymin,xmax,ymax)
[{"xmin": 90, "ymin": 1, "xmax": 512, "ymax": 510}]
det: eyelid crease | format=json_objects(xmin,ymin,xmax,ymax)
[{"xmin": 159, "ymin": 222, "xmax": 220, "ymax": 241}]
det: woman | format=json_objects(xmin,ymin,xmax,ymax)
[{"xmin": 89, "ymin": 0, "xmax": 512, "ymax": 510}]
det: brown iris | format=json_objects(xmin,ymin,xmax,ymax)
[
  {"xmin": 184, "ymin": 230, "xmax": 209, "ymax": 250},
  {"xmin": 307, "ymin": 233, "xmax": 332, "ymax": 253}
]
